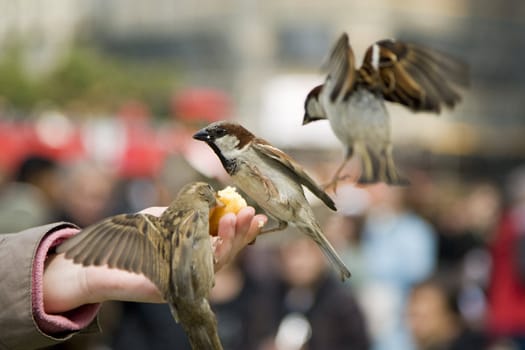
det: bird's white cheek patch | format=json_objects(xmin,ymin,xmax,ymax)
[
  {"xmin": 215, "ymin": 135, "xmax": 244, "ymax": 159},
  {"xmin": 371, "ymin": 44, "xmax": 380, "ymax": 70}
]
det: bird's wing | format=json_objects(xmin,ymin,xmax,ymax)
[
  {"xmin": 171, "ymin": 209, "xmax": 214, "ymax": 302},
  {"xmin": 252, "ymin": 139, "xmax": 336, "ymax": 211},
  {"xmin": 359, "ymin": 39, "xmax": 468, "ymax": 113},
  {"xmin": 56, "ymin": 213, "xmax": 171, "ymax": 293},
  {"xmin": 323, "ymin": 32, "xmax": 357, "ymax": 103}
]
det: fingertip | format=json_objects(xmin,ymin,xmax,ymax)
[
  {"xmin": 254, "ymin": 214, "xmax": 268, "ymax": 226},
  {"xmin": 239, "ymin": 206, "xmax": 255, "ymax": 217},
  {"xmin": 244, "ymin": 214, "xmax": 268, "ymax": 243},
  {"xmin": 253, "ymin": 214, "xmax": 268, "ymax": 233}
]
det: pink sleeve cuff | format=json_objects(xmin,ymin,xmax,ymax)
[{"xmin": 32, "ymin": 227, "xmax": 101, "ymax": 335}]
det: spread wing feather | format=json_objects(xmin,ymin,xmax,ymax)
[
  {"xmin": 359, "ymin": 39, "xmax": 468, "ymax": 113},
  {"xmin": 323, "ymin": 33, "xmax": 357, "ymax": 102},
  {"xmin": 56, "ymin": 213, "xmax": 171, "ymax": 293}
]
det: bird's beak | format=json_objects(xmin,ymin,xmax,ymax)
[
  {"xmin": 303, "ymin": 114, "xmax": 324, "ymax": 125},
  {"xmin": 302, "ymin": 114, "xmax": 311, "ymax": 125},
  {"xmin": 193, "ymin": 129, "xmax": 210, "ymax": 141},
  {"xmin": 214, "ymin": 194, "xmax": 225, "ymax": 208}
]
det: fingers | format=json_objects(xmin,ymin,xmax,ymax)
[
  {"xmin": 235, "ymin": 207, "xmax": 268, "ymax": 245},
  {"xmin": 235, "ymin": 207, "xmax": 256, "ymax": 244},
  {"xmin": 213, "ymin": 213, "xmax": 236, "ymax": 270},
  {"xmin": 249, "ymin": 214, "xmax": 268, "ymax": 241},
  {"xmin": 213, "ymin": 207, "xmax": 268, "ymax": 271}
]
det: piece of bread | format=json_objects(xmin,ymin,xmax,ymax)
[{"xmin": 209, "ymin": 186, "xmax": 247, "ymax": 236}]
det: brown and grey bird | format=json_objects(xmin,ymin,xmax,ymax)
[
  {"xmin": 57, "ymin": 182, "xmax": 223, "ymax": 350},
  {"xmin": 304, "ymin": 32, "xmax": 468, "ymax": 187},
  {"xmin": 193, "ymin": 121, "xmax": 351, "ymax": 281}
]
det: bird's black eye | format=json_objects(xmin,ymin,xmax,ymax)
[{"xmin": 214, "ymin": 127, "xmax": 227, "ymax": 138}]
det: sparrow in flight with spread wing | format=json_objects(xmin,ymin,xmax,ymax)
[
  {"xmin": 193, "ymin": 121, "xmax": 351, "ymax": 281},
  {"xmin": 57, "ymin": 182, "xmax": 224, "ymax": 350},
  {"xmin": 304, "ymin": 32, "xmax": 468, "ymax": 187}
]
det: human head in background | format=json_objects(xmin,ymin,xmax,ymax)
[
  {"xmin": 407, "ymin": 274, "xmax": 487, "ymax": 350},
  {"xmin": 15, "ymin": 155, "xmax": 60, "ymax": 208},
  {"xmin": 56, "ymin": 159, "xmax": 115, "ymax": 227}
]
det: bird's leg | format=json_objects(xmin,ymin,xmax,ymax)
[
  {"xmin": 378, "ymin": 147, "xmax": 388, "ymax": 183},
  {"xmin": 259, "ymin": 220, "xmax": 288, "ymax": 235},
  {"xmin": 323, "ymin": 159, "xmax": 349, "ymax": 193},
  {"xmin": 248, "ymin": 219, "xmax": 288, "ymax": 245},
  {"xmin": 323, "ymin": 146, "xmax": 355, "ymax": 193},
  {"xmin": 384, "ymin": 143, "xmax": 408, "ymax": 185},
  {"xmin": 355, "ymin": 142, "xmax": 374, "ymax": 182}
]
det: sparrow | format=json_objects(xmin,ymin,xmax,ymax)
[
  {"xmin": 193, "ymin": 121, "xmax": 351, "ymax": 281},
  {"xmin": 57, "ymin": 182, "xmax": 224, "ymax": 350},
  {"xmin": 304, "ymin": 32, "xmax": 468, "ymax": 187}
]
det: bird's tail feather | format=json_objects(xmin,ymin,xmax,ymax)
[
  {"xmin": 301, "ymin": 224, "xmax": 351, "ymax": 281},
  {"xmin": 356, "ymin": 144, "xmax": 409, "ymax": 185},
  {"xmin": 186, "ymin": 324, "xmax": 223, "ymax": 350},
  {"xmin": 170, "ymin": 302, "xmax": 223, "ymax": 350}
]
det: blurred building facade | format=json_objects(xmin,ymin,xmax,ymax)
[
  {"xmin": 1, "ymin": 0, "xmax": 524, "ymax": 159},
  {"xmin": 0, "ymin": 0, "xmax": 87, "ymax": 75}
]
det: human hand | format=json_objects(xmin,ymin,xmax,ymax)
[{"xmin": 43, "ymin": 207, "xmax": 267, "ymax": 313}]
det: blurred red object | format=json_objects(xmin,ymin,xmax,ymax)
[
  {"xmin": 0, "ymin": 122, "xmax": 30, "ymax": 171},
  {"xmin": 117, "ymin": 100, "xmax": 151, "ymax": 124},
  {"xmin": 488, "ymin": 211, "xmax": 525, "ymax": 337},
  {"xmin": 0, "ymin": 118, "xmax": 170, "ymax": 179},
  {"xmin": 118, "ymin": 124, "xmax": 167, "ymax": 178},
  {"xmin": 170, "ymin": 88, "xmax": 231, "ymax": 122},
  {"xmin": 0, "ymin": 121, "xmax": 84, "ymax": 173}
]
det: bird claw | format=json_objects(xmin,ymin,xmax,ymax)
[
  {"xmin": 259, "ymin": 221, "xmax": 287, "ymax": 235},
  {"xmin": 322, "ymin": 179, "xmax": 340, "ymax": 194},
  {"xmin": 322, "ymin": 174, "xmax": 354, "ymax": 194}
]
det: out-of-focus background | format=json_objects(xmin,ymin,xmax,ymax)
[{"xmin": 1, "ymin": 0, "xmax": 525, "ymax": 349}]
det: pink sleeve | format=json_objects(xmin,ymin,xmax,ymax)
[{"xmin": 32, "ymin": 227, "xmax": 101, "ymax": 335}]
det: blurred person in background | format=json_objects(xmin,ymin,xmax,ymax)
[
  {"xmin": 487, "ymin": 166, "xmax": 525, "ymax": 349},
  {"xmin": 55, "ymin": 159, "xmax": 116, "ymax": 228},
  {"xmin": 0, "ymin": 155, "xmax": 59, "ymax": 232},
  {"xmin": 407, "ymin": 274, "xmax": 488, "ymax": 350},
  {"xmin": 208, "ymin": 253, "xmax": 277, "ymax": 350},
  {"xmin": 15, "ymin": 155, "xmax": 61, "ymax": 212},
  {"xmin": 431, "ymin": 179, "xmax": 500, "ymax": 273},
  {"xmin": 354, "ymin": 183, "xmax": 437, "ymax": 350},
  {"xmin": 258, "ymin": 228, "xmax": 370, "ymax": 350},
  {"xmin": 404, "ymin": 174, "xmax": 499, "ymax": 333}
]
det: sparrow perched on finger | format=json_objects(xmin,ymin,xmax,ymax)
[
  {"xmin": 304, "ymin": 32, "xmax": 468, "ymax": 187},
  {"xmin": 193, "ymin": 121, "xmax": 351, "ymax": 281},
  {"xmin": 57, "ymin": 182, "xmax": 224, "ymax": 350}
]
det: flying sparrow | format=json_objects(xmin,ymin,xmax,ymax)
[
  {"xmin": 304, "ymin": 32, "xmax": 468, "ymax": 187},
  {"xmin": 193, "ymin": 121, "xmax": 351, "ymax": 281},
  {"xmin": 57, "ymin": 182, "xmax": 224, "ymax": 350}
]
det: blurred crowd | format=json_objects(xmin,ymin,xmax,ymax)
[{"xmin": 1, "ymin": 150, "xmax": 525, "ymax": 350}]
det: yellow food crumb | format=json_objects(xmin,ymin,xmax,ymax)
[{"xmin": 209, "ymin": 186, "xmax": 247, "ymax": 236}]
